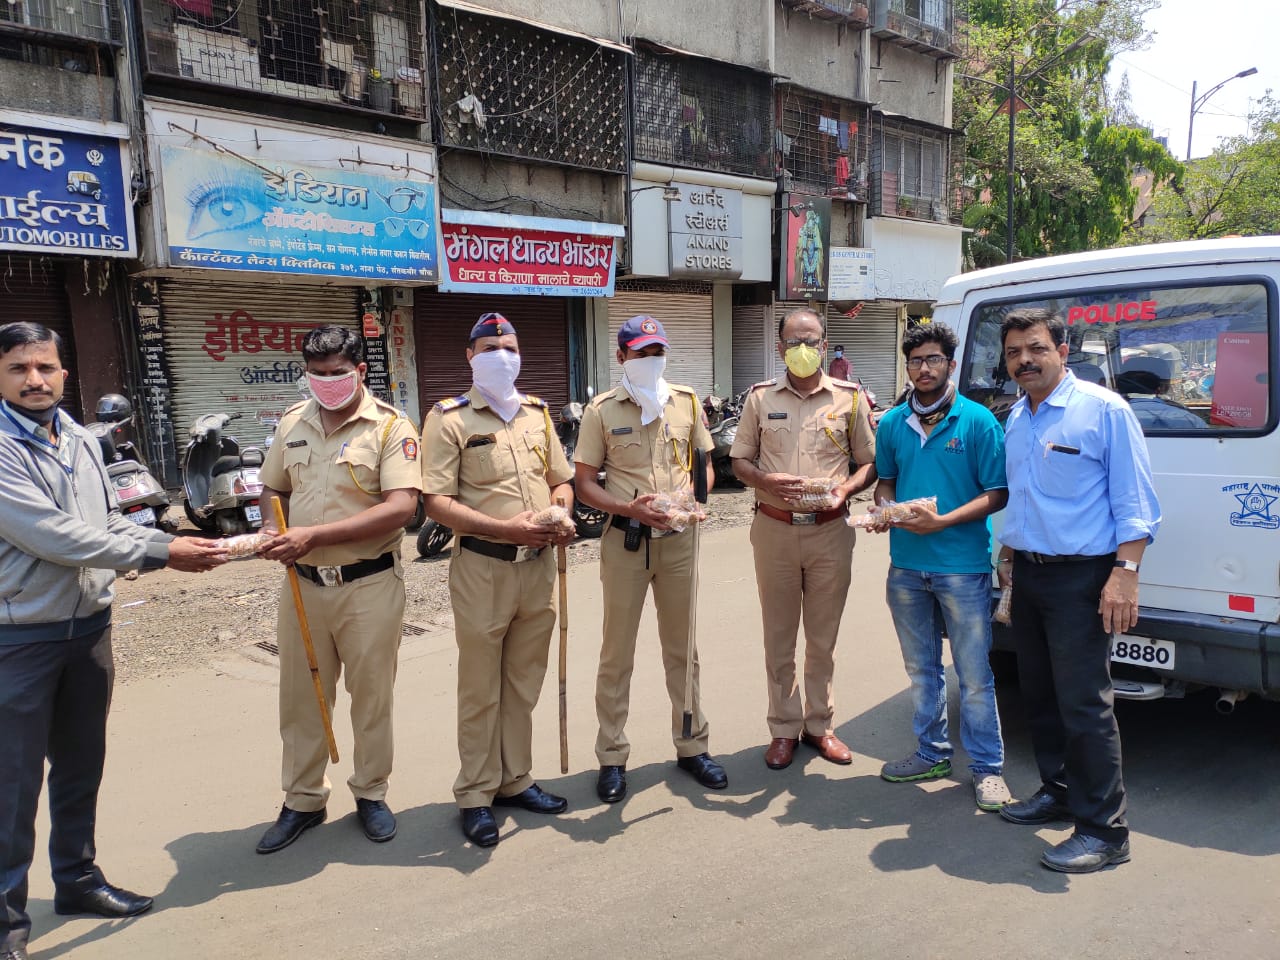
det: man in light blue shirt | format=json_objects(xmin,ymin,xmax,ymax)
[
  {"xmin": 872, "ymin": 322, "xmax": 1010, "ymax": 812},
  {"xmin": 995, "ymin": 308, "xmax": 1160, "ymax": 875}
]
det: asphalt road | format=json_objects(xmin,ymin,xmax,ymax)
[{"xmin": 24, "ymin": 523, "xmax": 1280, "ymax": 960}]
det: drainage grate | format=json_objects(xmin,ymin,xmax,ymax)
[
  {"xmin": 254, "ymin": 640, "xmax": 280, "ymax": 657},
  {"xmin": 401, "ymin": 623, "xmax": 427, "ymax": 637}
]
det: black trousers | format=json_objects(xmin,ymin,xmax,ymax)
[
  {"xmin": 1010, "ymin": 556, "xmax": 1128, "ymax": 843},
  {"xmin": 0, "ymin": 626, "xmax": 113, "ymax": 951}
]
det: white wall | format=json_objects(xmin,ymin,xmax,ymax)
[{"xmin": 863, "ymin": 217, "xmax": 963, "ymax": 302}]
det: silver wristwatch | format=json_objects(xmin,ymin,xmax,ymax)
[{"xmin": 1113, "ymin": 559, "xmax": 1140, "ymax": 573}]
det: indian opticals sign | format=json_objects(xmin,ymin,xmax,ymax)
[{"xmin": 0, "ymin": 113, "xmax": 135, "ymax": 257}]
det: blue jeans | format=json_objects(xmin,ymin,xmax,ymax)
[{"xmin": 885, "ymin": 567, "xmax": 1004, "ymax": 775}]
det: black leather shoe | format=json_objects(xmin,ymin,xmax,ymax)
[
  {"xmin": 597, "ymin": 765, "xmax": 626, "ymax": 803},
  {"xmin": 1041, "ymin": 833, "xmax": 1131, "ymax": 873},
  {"xmin": 999, "ymin": 787, "xmax": 1072, "ymax": 825},
  {"xmin": 676, "ymin": 753, "xmax": 728, "ymax": 789},
  {"xmin": 255, "ymin": 805, "xmax": 326, "ymax": 854},
  {"xmin": 1, "ymin": 946, "xmax": 28, "ymax": 960},
  {"xmin": 355, "ymin": 798, "xmax": 397, "ymax": 842},
  {"xmin": 53, "ymin": 882, "xmax": 154, "ymax": 918},
  {"xmin": 493, "ymin": 783, "xmax": 568, "ymax": 814},
  {"xmin": 461, "ymin": 806, "xmax": 499, "ymax": 847}
]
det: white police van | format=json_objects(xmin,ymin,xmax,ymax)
[{"xmin": 935, "ymin": 237, "xmax": 1279, "ymax": 709}]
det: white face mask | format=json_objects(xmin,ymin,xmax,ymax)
[
  {"xmin": 621, "ymin": 355, "xmax": 670, "ymax": 425},
  {"xmin": 470, "ymin": 349, "xmax": 522, "ymax": 421},
  {"xmin": 306, "ymin": 371, "xmax": 360, "ymax": 411}
]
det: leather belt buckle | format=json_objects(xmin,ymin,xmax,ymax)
[
  {"xmin": 514, "ymin": 546, "xmax": 542, "ymax": 563},
  {"xmin": 791, "ymin": 512, "xmax": 817, "ymax": 526},
  {"xmin": 316, "ymin": 565, "xmax": 343, "ymax": 586}
]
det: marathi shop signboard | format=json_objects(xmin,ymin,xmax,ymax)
[
  {"xmin": 157, "ymin": 143, "xmax": 439, "ymax": 282},
  {"xmin": 667, "ymin": 183, "xmax": 743, "ymax": 279},
  {"xmin": 439, "ymin": 209, "xmax": 624, "ymax": 297},
  {"xmin": 0, "ymin": 113, "xmax": 135, "ymax": 257}
]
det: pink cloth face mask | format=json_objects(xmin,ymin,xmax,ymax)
[{"xmin": 307, "ymin": 371, "xmax": 360, "ymax": 410}]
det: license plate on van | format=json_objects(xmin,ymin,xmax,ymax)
[{"xmin": 1111, "ymin": 634, "xmax": 1175, "ymax": 669}]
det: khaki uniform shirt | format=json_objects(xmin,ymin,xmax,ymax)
[
  {"xmin": 419, "ymin": 388, "xmax": 573, "ymax": 543},
  {"xmin": 574, "ymin": 384, "xmax": 712, "ymax": 499},
  {"xmin": 259, "ymin": 389, "xmax": 423, "ymax": 566},
  {"xmin": 730, "ymin": 375, "xmax": 876, "ymax": 511}
]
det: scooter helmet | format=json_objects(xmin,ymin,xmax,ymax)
[{"xmin": 96, "ymin": 393, "xmax": 132, "ymax": 423}]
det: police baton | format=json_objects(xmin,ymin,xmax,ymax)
[
  {"xmin": 556, "ymin": 496, "xmax": 570, "ymax": 774},
  {"xmin": 272, "ymin": 496, "xmax": 340, "ymax": 764},
  {"xmin": 682, "ymin": 450, "xmax": 709, "ymax": 740}
]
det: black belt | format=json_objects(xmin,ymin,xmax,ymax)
[
  {"xmin": 459, "ymin": 536, "xmax": 544, "ymax": 563},
  {"xmin": 1016, "ymin": 550, "xmax": 1109, "ymax": 565},
  {"xmin": 296, "ymin": 551, "xmax": 395, "ymax": 586},
  {"xmin": 608, "ymin": 513, "xmax": 681, "ymax": 539}
]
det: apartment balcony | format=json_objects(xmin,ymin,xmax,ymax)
[
  {"xmin": 870, "ymin": 0, "xmax": 960, "ymax": 60},
  {"xmin": 778, "ymin": 0, "xmax": 870, "ymax": 27},
  {"xmin": 0, "ymin": 0, "xmax": 120, "ymax": 47}
]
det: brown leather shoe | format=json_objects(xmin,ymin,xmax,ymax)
[
  {"xmin": 764, "ymin": 737, "xmax": 799, "ymax": 769},
  {"xmin": 801, "ymin": 731, "xmax": 853, "ymax": 765}
]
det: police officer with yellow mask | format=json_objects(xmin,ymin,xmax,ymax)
[
  {"xmin": 420, "ymin": 313, "xmax": 575, "ymax": 848},
  {"xmin": 574, "ymin": 316, "xmax": 722, "ymax": 804}
]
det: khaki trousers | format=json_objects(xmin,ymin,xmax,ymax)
[
  {"xmin": 277, "ymin": 564, "xmax": 405, "ymax": 812},
  {"xmin": 449, "ymin": 546, "xmax": 555, "ymax": 809},
  {"xmin": 595, "ymin": 525, "xmax": 710, "ymax": 765},
  {"xmin": 749, "ymin": 511, "xmax": 856, "ymax": 739}
]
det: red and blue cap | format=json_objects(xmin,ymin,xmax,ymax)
[
  {"xmin": 618, "ymin": 315, "xmax": 667, "ymax": 350},
  {"xmin": 469, "ymin": 312, "xmax": 517, "ymax": 340}
]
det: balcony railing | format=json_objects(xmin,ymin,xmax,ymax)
[
  {"xmin": 871, "ymin": 0, "xmax": 960, "ymax": 59},
  {"xmin": 0, "ymin": 0, "xmax": 120, "ymax": 46},
  {"xmin": 139, "ymin": 0, "xmax": 426, "ymax": 118},
  {"xmin": 778, "ymin": 0, "xmax": 870, "ymax": 26},
  {"xmin": 869, "ymin": 117, "xmax": 964, "ymax": 224},
  {"xmin": 775, "ymin": 86, "xmax": 872, "ymax": 201}
]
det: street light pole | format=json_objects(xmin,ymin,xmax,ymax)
[
  {"xmin": 1006, "ymin": 50, "xmax": 1016, "ymax": 263},
  {"xmin": 1186, "ymin": 67, "xmax": 1258, "ymax": 161}
]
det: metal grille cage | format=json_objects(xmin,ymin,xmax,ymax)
[
  {"xmin": 0, "ymin": 0, "xmax": 119, "ymax": 45},
  {"xmin": 433, "ymin": 6, "xmax": 627, "ymax": 173},
  {"xmin": 775, "ymin": 85, "xmax": 871, "ymax": 200},
  {"xmin": 875, "ymin": 0, "xmax": 959, "ymax": 58},
  {"xmin": 632, "ymin": 46, "xmax": 772, "ymax": 179},
  {"xmin": 139, "ymin": 0, "xmax": 426, "ymax": 117},
  {"xmin": 868, "ymin": 114, "xmax": 963, "ymax": 223}
]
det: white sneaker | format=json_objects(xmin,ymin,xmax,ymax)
[{"xmin": 973, "ymin": 774, "xmax": 1012, "ymax": 811}]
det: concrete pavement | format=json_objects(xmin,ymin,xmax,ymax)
[{"xmin": 24, "ymin": 523, "xmax": 1280, "ymax": 959}]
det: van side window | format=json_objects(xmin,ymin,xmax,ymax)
[{"xmin": 961, "ymin": 282, "xmax": 1273, "ymax": 435}]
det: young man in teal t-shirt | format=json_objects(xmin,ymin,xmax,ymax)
[{"xmin": 870, "ymin": 322, "xmax": 1011, "ymax": 812}]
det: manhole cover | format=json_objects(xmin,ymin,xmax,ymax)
[{"xmin": 254, "ymin": 640, "xmax": 279, "ymax": 657}]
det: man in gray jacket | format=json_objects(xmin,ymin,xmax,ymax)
[{"xmin": 0, "ymin": 322, "xmax": 226, "ymax": 960}]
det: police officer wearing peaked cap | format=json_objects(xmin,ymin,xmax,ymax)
[{"xmin": 420, "ymin": 312, "xmax": 576, "ymax": 848}]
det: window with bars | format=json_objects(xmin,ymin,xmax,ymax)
[
  {"xmin": 139, "ymin": 0, "xmax": 425, "ymax": 118},
  {"xmin": 0, "ymin": 0, "xmax": 119, "ymax": 45},
  {"xmin": 632, "ymin": 48, "xmax": 772, "ymax": 179},
  {"xmin": 880, "ymin": 0, "xmax": 957, "ymax": 55},
  {"xmin": 775, "ymin": 86, "xmax": 871, "ymax": 201},
  {"xmin": 433, "ymin": 7, "xmax": 627, "ymax": 173},
  {"xmin": 869, "ymin": 116, "xmax": 961, "ymax": 223}
]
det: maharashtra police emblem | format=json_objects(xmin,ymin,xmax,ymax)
[
  {"xmin": 402, "ymin": 438, "xmax": 419, "ymax": 461},
  {"xmin": 1224, "ymin": 482, "xmax": 1280, "ymax": 530},
  {"xmin": 640, "ymin": 318, "xmax": 658, "ymax": 334}
]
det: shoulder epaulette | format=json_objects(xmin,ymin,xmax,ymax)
[
  {"xmin": 283, "ymin": 399, "xmax": 309, "ymax": 415},
  {"xmin": 371, "ymin": 396, "xmax": 410, "ymax": 419},
  {"xmin": 590, "ymin": 388, "xmax": 619, "ymax": 406},
  {"xmin": 434, "ymin": 394, "xmax": 471, "ymax": 412},
  {"xmin": 831, "ymin": 378, "xmax": 859, "ymax": 390},
  {"xmin": 519, "ymin": 393, "xmax": 546, "ymax": 407},
  {"xmin": 751, "ymin": 379, "xmax": 777, "ymax": 391}
]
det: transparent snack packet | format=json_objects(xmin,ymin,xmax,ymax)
[
  {"xmin": 651, "ymin": 490, "xmax": 707, "ymax": 533},
  {"xmin": 223, "ymin": 532, "xmax": 272, "ymax": 560},
  {"xmin": 787, "ymin": 477, "xmax": 840, "ymax": 512},
  {"xmin": 993, "ymin": 585, "xmax": 1013, "ymax": 624},
  {"xmin": 847, "ymin": 495, "xmax": 939, "ymax": 529},
  {"xmin": 531, "ymin": 504, "xmax": 576, "ymax": 537}
]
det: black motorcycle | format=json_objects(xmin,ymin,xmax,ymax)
[
  {"xmin": 415, "ymin": 401, "xmax": 608, "ymax": 559},
  {"xmin": 703, "ymin": 390, "xmax": 747, "ymax": 488}
]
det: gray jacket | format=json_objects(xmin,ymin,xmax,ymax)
[{"xmin": 0, "ymin": 404, "xmax": 173, "ymax": 643}]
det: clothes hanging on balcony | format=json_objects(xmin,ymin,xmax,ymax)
[{"xmin": 834, "ymin": 155, "xmax": 850, "ymax": 186}]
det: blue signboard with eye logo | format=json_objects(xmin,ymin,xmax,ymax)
[{"xmin": 157, "ymin": 143, "xmax": 439, "ymax": 282}]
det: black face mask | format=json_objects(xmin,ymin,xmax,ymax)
[{"xmin": 9, "ymin": 399, "xmax": 60, "ymax": 425}]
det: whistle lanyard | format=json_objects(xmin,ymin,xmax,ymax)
[
  {"xmin": 2, "ymin": 405, "xmax": 71, "ymax": 475},
  {"xmin": 821, "ymin": 391, "xmax": 860, "ymax": 458},
  {"xmin": 662, "ymin": 393, "xmax": 698, "ymax": 474}
]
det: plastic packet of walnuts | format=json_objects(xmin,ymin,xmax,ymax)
[
  {"xmin": 652, "ymin": 490, "xmax": 707, "ymax": 533},
  {"xmin": 847, "ymin": 495, "xmax": 939, "ymax": 529},
  {"xmin": 786, "ymin": 477, "xmax": 841, "ymax": 512}
]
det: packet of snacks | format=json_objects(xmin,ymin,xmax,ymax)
[
  {"xmin": 786, "ymin": 477, "xmax": 841, "ymax": 512},
  {"xmin": 652, "ymin": 490, "xmax": 707, "ymax": 533},
  {"xmin": 993, "ymin": 585, "xmax": 1013, "ymax": 624},
  {"xmin": 531, "ymin": 504, "xmax": 576, "ymax": 537},
  {"xmin": 847, "ymin": 496, "xmax": 939, "ymax": 529},
  {"xmin": 223, "ymin": 532, "xmax": 272, "ymax": 560}
]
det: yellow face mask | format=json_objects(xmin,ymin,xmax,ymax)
[{"xmin": 784, "ymin": 343, "xmax": 823, "ymax": 378}]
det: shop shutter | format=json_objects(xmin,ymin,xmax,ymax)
[
  {"xmin": 414, "ymin": 292, "xmax": 570, "ymax": 417},
  {"xmin": 608, "ymin": 281, "xmax": 714, "ymax": 399},
  {"xmin": 158, "ymin": 280, "xmax": 361, "ymax": 450},
  {"xmin": 0, "ymin": 255, "xmax": 82, "ymax": 421},
  {"xmin": 824, "ymin": 300, "xmax": 903, "ymax": 407},
  {"xmin": 731, "ymin": 304, "xmax": 773, "ymax": 395}
]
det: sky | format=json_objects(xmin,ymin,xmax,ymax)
[{"xmin": 1108, "ymin": 0, "xmax": 1275, "ymax": 161}]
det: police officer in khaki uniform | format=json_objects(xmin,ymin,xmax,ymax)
[
  {"xmin": 420, "ymin": 313, "xmax": 575, "ymax": 848},
  {"xmin": 574, "ymin": 316, "xmax": 723, "ymax": 804},
  {"xmin": 255, "ymin": 325, "xmax": 422, "ymax": 854},
  {"xmin": 731, "ymin": 307, "xmax": 877, "ymax": 771}
]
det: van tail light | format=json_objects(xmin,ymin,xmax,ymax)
[{"xmin": 1228, "ymin": 595, "xmax": 1256, "ymax": 613}]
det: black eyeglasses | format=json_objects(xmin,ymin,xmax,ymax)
[
  {"xmin": 781, "ymin": 337, "xmax": 823, "ymax": 350},
  {"xmin": 906, "ymin": 354, "xmax": 949, "ymax": 370}
]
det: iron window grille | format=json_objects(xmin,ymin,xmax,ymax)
[
  {"xmin": 139, "ymin": 0, "xmax": 426, "ymax": 118},
  {"xmin": 0, "ymin": 0, "xmax": 119, "ymax": 46},
  {"xmin": 869, "ymin": 114, "xmax": 962, "ymax": 224},
  {"xmin": 432, "ymin": 6, "xmax": 627, "ymax": 173},
  {"xmin": 632, "ymin": 46, "xmax": 772, "ymax": 179},
  {"xmin": 775, "ymin": 85, "xmax": 871, "ymax": 201},
  {"xmin": 779, "ymin": 0, "xmax": 870, "ymax": 25},
  {"xmin": 872, "ymin": 0, "xmax": 959, "ymax": 58}
]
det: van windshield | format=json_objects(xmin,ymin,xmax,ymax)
[{"xmin": 961, "ymin": 281, "xmax": 1273, "ymax": 434}]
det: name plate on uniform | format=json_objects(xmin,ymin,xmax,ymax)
[
  {"xmin": 611, "ymin": 426, "xmax": 633, "ymax": 435},
  {"xmin": 768, "ymin": 412, "xmax": 788, "ymax": 420}
]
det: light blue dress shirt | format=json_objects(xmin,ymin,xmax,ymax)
[{"xmin": 1002, "ymin": 371, "xmax": 1161, "ymax": 556}]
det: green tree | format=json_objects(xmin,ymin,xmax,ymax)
[
  {"xmin": 1122, "ymin": 95, "xmax": 1280, "ymax": 243},
  {"xmin": 957, "ymin": 0, "xmax": 1181, "ymax": 267}
]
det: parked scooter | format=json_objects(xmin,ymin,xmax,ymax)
[
  {"xmin": 87, "ymin": 394, "xmax": 176, "ymax": 533},
  {"xmin": 703, "ymin": 390, "xmax": 746, "ymax": 488},
  {"xmin": 181, "ymin": 412, "xmax": 266, "ymax": 536}
]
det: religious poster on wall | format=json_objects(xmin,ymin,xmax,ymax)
[{"xmin": 780, "ymin": 195, "xmax": 831, "ymax": 301}]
